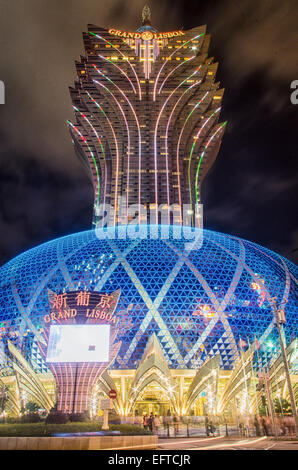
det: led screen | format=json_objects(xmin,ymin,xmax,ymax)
[{"xmin": 46, "ymin": 324, "xmax": 110, "ymax": 363}]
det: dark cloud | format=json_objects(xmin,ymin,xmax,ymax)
[
  {"xmin": 0, "ymin": 0, "xmax": 297, "ymax": 265},
  {"xmin": 0, "ymin": 136, "xmax": 92, "ymax": 265},
  {"xmin": 202, "ymin": 66, "xmax": 298, "ymax": 264},
  {"xmin": 0, "ymin": 0, "xmax": 175, "ymax": 171},
  {"xmin": 210, "ymin": 0, "xmax": 298, "ymax": 84}
]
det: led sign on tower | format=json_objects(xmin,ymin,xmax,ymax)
[
  {"xmin": 107, "ymin": 28, "xmax": 185, "ymax": 39},
  {"xmin": 46, "ymin": 324, "xmax": 110, "ymax": 363}
]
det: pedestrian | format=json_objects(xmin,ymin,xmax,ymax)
[
  {"xmin": 261, "ymin": 417, "xmax": 268, "ymax": 436},
  {"xmin": 135, "ymin": 414, "xmax": 143, "ymax": 426},
  {"xmin": 253, "ymin": 415, "xmax": 261, "ymax": 436},
  {"xmin": 209, "ymin": 420, "xmax": 215, "ymax": 436},
  {"xmin": 279, "ymin": 417, "xmax": 286, "ymax": 436},
  {"xmin": 143, "ymin": 414, "xmax": 148, "ymax": 429},
  {"xmin": 147, "ymin": 414, "xmax": 153, "ymax": 432},
  {"xmin": 162, "ymin": 415, "xmax": 167, "ymax": 430},
  {"xmin": 173, "ymin": 414, "xmax": 179, "ymax": 435},
  {"xmin": 288, "ymin": 416, "xmax": 295, "ymax": 435},
  {"xmin": 284, "ymin": 416, "xmax": 291, "ymax": 435},
  {"xmin": 153, "ymin": 414, "xmax": 160, "ymax": 434},
  {"xmin": 205, "ymin": 416, "xmax": 210, "ymax": 436}
]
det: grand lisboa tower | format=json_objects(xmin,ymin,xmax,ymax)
[{"xmin": 0, "ymin": 7, "xmax": 297, "ymax": 418}]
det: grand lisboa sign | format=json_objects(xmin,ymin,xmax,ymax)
[{"xmin": 108, "ymin": 28, "xmax": 185, "ymax": 40}]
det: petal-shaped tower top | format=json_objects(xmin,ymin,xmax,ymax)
[
  {"xmin": 142, "ymin": 4, "xmax": 151, "ymax": 26},
  {"xmin": 68, "ymin": 18, "xmax": 227, "ymax": 227}
]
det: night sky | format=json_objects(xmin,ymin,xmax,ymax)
[{"xmin": 0, "ymin": 0, "xmax": 297, "ymax": 266}]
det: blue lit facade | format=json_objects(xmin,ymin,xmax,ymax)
[
  {"xmin": 1, "ymin": 12, "xmax": 297, "ymax": 420},
  {"xmin": 0, "ymin": 227, "xmax": 297, "ymax": 372}
]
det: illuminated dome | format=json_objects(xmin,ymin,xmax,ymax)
[{"xmin": 0, "ymin": 226, "xmax": 297, "ymax": 372}]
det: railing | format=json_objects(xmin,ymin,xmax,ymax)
[
  {"xmin": 119, "ymin": 415, "xmax": 298, "ymax": 438},
  {"xmin": 156, "ymin": 418, "xmax": 240, "ymax": 438}
]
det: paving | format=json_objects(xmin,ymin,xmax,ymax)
[{"xmin": 157, "ymin": 435, "xmax": 298, "ymax": 450}]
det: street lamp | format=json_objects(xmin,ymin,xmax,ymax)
[
  {"xmin": 261, "ymin": 353, "xmax": 278, "ymax": 439},
  {"xmin": 266, "ymin": 341, "xmax": 285, "ymax": 418},
  {"xmin": 270, "ymin": 297, "xmax": 298, "ymax": 436},
  {"xmin": 277, "ymin": 391, "xmax": 284, "ymax": 418}
]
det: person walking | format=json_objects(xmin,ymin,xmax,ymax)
[
  {"xmin": 209, "ymin": 420, "xmax": 215, "ymax": 436},
  {"xmin": 205, "ymin": 416, "xmax": 210, "ymax": 437},
  {"xmin": 135, "ymin": 413, "xmax": 143, "ymax": 426},
  {"xmin": 261, "ymin": 417, "xmax": 268, "ymax": 436},
  {"xmin": 173, "ymin": 414, "xmax": 179, "ymax": 435},
  {"xmin": 284, "ymin": 416, "xmax": 291, "ymax": 435},
  {"xmin": 153, "ymin": 414, "xmax": 161, "ymax": 434},
  {"xmin": 147, "ymin": 413, "xmax": 154, "ymax": 432},
  {"xmin": 279, "ymin": 416, "xmax": 286, "ymax": 436},
  {"xmin": 162, "ymin": 415, "xmax": 167, "ymax": 428},
  {"xmin": 253, "ymin": 415, "xmax": 261, "ymax": 436},
  {"xmin": 143, "ymin": 414, "xmax": 149, "ymax": 430}
]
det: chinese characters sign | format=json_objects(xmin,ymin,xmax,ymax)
[{"xmin": 44, "ymin": 289, "xmax": 121, "ymax": 325}]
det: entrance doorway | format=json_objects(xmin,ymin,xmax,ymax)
[
  {"xmin": 133, "ymin": 381, "xmax": 173, "ymax": 417},
  {"xmin": 135, "ymin": 399, "xmax": 172, "ymax": 417}
]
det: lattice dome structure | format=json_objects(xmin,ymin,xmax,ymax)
[{"xmin": 0, "ymin": 226, "xmax": 297, "ymax": 374}]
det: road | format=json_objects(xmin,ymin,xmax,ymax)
[{"xmin": 158, "ymin": 435, "xmax": 298, "ymax": 450}]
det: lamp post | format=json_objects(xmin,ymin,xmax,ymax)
[
  {"xmin": 270, "ymin": 297, "xmax": 298, "ymax": 436},
  {"xmin": 224, "ymin": 410, "xmax": 229, "ymax": 437},
  {"xmin": 262, "ymin": 367, "xmax": 278, "ymax": 439},
  {"xmin": 266, "ymin": 342, "xmax": 284, "ymax": 418},
  {"xmin": 277, "ymin": 391, "xmax": 284, "ymax": 418}
]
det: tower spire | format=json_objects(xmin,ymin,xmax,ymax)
[{"xmin": 142, "ymin": 4, "xmax": 151, "ymax": 26}]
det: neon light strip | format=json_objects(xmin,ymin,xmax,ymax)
[
  {"xmin": 77, "ymin": 363, "xmax": 87, "ymax": 413},
  {"xmin": 66, "ymin": 363, "xmax": 73, "ymax": 414},
  {"xmin": 153, "ymin": 69, "xmax": 200, "ymax": 223},
  {"xmin": 98, "ymin": 54, "xmax": 137, "ymax": 94},
  {"xmin": 92, "ymin": 79, "xmax": 130, "ymax": 218},
  {"xmin": 93, "ymin": 362, "xmax": 107, "ymax": 389},
  {"xmin": 85, "ymin": 91, "xmax": 119, "ymax": 226},
  {"xmin": 68, "ymin": 362, "xmax": 74, "ymax": 415},
  {"xmin": 73, "ymin": 106, "xmax": 108, "ymax": 214},
  {"xmin": 85, "ymin": 363, "xmax": 98, "ymax": 411},
  {"xmin": 176, "ymin": 91, "xmax": 209, "ymax": 219},
  {"xmin": 188, "ymin": 107, "xmax": 221, "ymax": 207},
  {"xmin": 89, "ymin": 32, "xmax": 142, "ymax": 100},
  {"xmin": 153, "ymin": 33, "xmax": 204, "ymax": 101},
  {"xmin": 195, "ymin": 121, "xmax": 227, "ymax": 201},
  {"xmin": 49, "ymin": 365, "xmax": 59, "ymax": 406},
  {"xmin": 144, "ymin": 39, "xmax": 150, "ymax": 79},
  {"xmin": 57, "ymin": 363, "xmax": 63, "ymax": 411},
  {"xmin": 93, "ymin": 66, "xmax": 142, "ymax": 222},
  {"xmin": 158, "ymin": 56, "xmax": 195, "ymax": 95},
  {"xmin": 80, "ymin": 363, "xmax": 92, "ymax": 413},
  {"xmin": 164, "ymin": 79, "xmax": 202, "ymax": 223},
  {"xmin": 67, "ymin": 121, "xmax": 101, "ymax": 207},
  {"xmin": 64, "ymin": 362, "xmax": 69, "ymax": 413}
]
